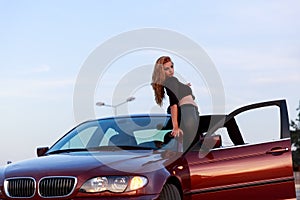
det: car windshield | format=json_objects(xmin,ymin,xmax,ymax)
[{"xmin": 47, "ymin": 115, "xmax": 176, "ymax": 154}]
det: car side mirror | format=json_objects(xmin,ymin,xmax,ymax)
[
  {"xmin": 200, "ymin": 134, "xmax": 222, "ymax": 149},
  {"xmin": 37, "ymin": 147, "xmax": 49, "ymax": 157}
]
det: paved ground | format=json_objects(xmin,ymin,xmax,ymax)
[{"xmin": 294, "ymin": 172, "xmax": 300, "ymax": 199}]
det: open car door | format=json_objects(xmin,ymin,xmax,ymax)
[{"xmin": 185, "ymin": 99, "xmax": 296, "ymax": 200}]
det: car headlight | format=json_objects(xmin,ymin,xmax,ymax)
[{"xmin": 80, "ymin": 176, "xmax": 148, "ymax": 193}]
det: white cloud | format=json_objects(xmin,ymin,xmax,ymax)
[
  {"xmin": 253, "ymin": 74, "xmax": 300, "ymax": 85},
  {"xmin": 0, "ymin": 78, "xmax": 75, "ymax": 99},
  {"xmin": 209, "ymin": 46, "xmax": 300, "ymax": 71},
  {"xmin": 31, "ymin": 64, "xmax": 51, "ymax": 73}
]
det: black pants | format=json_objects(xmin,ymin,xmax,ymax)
[{"xmin": 179, "ymin": 104, "xmax": 200, "ymax": 151}]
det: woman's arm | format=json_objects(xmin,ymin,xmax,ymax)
[{"xmin": 170, "ymin": 104, "xmax": 183, "ymax": 137}]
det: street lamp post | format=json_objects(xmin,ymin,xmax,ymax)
[{"xmin": 96, "ymin": 96, "xmax": 135, "ymax": 115}]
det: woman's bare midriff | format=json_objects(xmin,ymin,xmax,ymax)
[{"xmin": 179, "ymin": 95, "xmax": 197, "ymax": 108}]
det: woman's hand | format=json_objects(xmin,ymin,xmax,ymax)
[
  {"xmin": 169, "ymin": 104, "xmax": 183, "ymax": 137},
  {"xmin": 171, "ymin": 127, "xmax": 183, "ymax": 137}
]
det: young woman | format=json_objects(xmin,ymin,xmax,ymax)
[{"xmin": 152, "ymin": 56, "xmax": 200, "ymax": 150}]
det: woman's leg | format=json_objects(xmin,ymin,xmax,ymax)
[{"xmin": 180, "ymin": 105, "xmax": 200, "ymax": 151}]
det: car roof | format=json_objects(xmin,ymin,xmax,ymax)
[
  {"xmin": 93, "ymin": 113, "xmax": 171, "ymax": 121},
  {"xmin": 92, "ymin": 113, "xmax": 227, "ymax": 121}
]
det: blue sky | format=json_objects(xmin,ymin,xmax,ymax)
[{"xmin": 0, "ymin": 0, "xmax": 300, "ymax": 165}]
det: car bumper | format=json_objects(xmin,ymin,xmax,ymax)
[{"xmin": 72, "ymin": 194, "xmax": 159, "ymax": 200}]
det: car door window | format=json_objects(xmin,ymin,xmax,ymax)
[
  {"xmin": 214, "ymin": 127, "xmax": 234, "ymax": 147},
  {"xmin": 234, "ymin": 106, "xmax": 280, "ymax": 144}
]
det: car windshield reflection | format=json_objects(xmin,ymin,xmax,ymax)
[{"xmin": 47, "ymin": 116, "xmax": 176, "ymax": 154}]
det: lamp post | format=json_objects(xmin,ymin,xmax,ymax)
[{"xmin": 96, "ymin": 96, "xmax": 135, "ymax": 115}]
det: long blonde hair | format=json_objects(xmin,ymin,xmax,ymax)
[{"xmin": 151, "ymin": 56, "xmax": 172, "ymax": 106}]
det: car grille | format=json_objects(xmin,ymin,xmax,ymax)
[
  {"xmin": 4, "ymin": 177, "xmax": 35, "ymax": 198},
  {"xmin": 39, "ymin": 177, "xmax": 76, "ymax": 197},
  {"xmin": 4, "ymin": 176, "xmax": 76, "ymax": 198}
]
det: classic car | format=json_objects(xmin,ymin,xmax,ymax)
[{"xmin": 0, "ymin": 99, "xmax": 296, "ymax": 199}]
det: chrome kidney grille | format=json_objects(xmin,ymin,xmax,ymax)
[
  {"xmin": 4, "ymin": 176, "xmax": 76, "ymax": 198},
  {"xmin": 4, "ymin": 177, "xmax": 35, "ymax": 198},
  {"xmin": 39, "ymin": 177, "xmax": 76, "ymax": 197}
]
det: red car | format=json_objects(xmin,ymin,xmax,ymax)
[{"xmin": 0, "ymin": 100, "xmax": 296, "ymax": 199}]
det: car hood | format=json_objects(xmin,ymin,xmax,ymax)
[{"xmin": 1, "ymin": 150, "xmax": 180, "ymax": 178}]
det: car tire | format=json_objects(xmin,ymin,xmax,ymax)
[{"xmin": 158, "ymin": 183, "xmax": 181, "ymax": 200}]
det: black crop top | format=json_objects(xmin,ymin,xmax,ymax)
[{"xmin": 164, "ymin": 77, "xmax": 195, "ymax": 106}]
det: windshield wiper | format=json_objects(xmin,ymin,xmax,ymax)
[
  {"xmin": 86, "ymin": 146, "xmax": 154, "ymax": 151},
  {"xmin": 46, "ymin": 148, "xmax": 88, "ymax": 155},
  {"xmin": 116, "ymin": 146, "xmax": 154, "ymax": 150},
  {"xmin": 47, "ymin": 146, "xmax": 155, "ymax": 155}
]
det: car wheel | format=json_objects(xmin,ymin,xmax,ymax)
[{"xmin": 158, "ymin": 183, "xmax": 181, "ymax": 200}]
